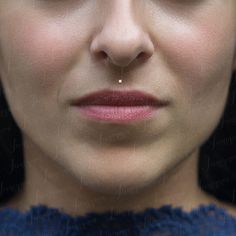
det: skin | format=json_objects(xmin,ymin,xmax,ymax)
[{"xmin": 0, "ymin": 0, "xmax": 236, "ymax": 216}]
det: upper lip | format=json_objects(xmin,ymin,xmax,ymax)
[{"xmin": 71, "ymin": 89, "xmax": 169, "ymax": 106}]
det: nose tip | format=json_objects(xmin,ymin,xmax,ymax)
[{"xmin": 90, "ymin": 28, "xmax": 154, "ymax": 68}]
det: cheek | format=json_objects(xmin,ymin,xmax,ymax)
[
  {"xmin": 150, "ymin": 8, "xmax": 236, "ymax": 138},
  {"xmin": 168, "ymin": 23, "xmax": 234, "ymax": 132},
  {"xmin": 160, "ymin": 12, "xmax": 235, "ymax": 95},
  {"xmin": 7, "ymin": 15, "xmax": 76, "ymax": 77},
  {"xmin": 0, "ymin": 9, "xmax": 88, "ymax": 107},
  {"xmin": 169, "ymin": 28, "xmax": 233, "ymax": 82},
  {"xmin": 0, "ymin": 11, "xmax": 87, "ymax": 125}
]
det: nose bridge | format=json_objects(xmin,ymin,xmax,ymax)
[{"xmin": 90, "ymin": 0, "xmax": 154, "ymax": 68}]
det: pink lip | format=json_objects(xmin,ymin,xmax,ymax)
[{"xmin": 70, "ymin": 89, "xmax": 168, "ymax": 124}]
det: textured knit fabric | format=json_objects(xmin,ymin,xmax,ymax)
[{"xmin": 0, "ymin": 203, "xmax": 236, "ymax": 236}]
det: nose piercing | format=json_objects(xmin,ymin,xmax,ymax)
[
  {"xmin": 106, "ymin": 57, "xmax": 124, "ymax": 84},
  {"xmin": 119, "ymin": 67, "xmax": 124, "ymax": 84}
]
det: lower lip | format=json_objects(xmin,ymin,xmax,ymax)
[{"xmin": 74, "ymin": 105, "xmax": 162, "ymax": 124}]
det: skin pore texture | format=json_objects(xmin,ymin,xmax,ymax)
[{"xmin": 0, "ymin": 0, "xmax": 236, "ymax": 217}]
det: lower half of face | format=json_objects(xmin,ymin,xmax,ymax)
[
  {"xmin": 0, "ymin": 73, "xmax": 232, "ymax": 196},
  {"xmin": 0, "ymin": 0, "xmax": 235, "ymax": 195}
]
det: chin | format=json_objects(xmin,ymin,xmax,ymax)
[{"xmin": 77, "ymin": 162, "xmax": 157, "ymax": 197}]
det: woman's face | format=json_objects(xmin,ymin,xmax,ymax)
[{"xmin": 0, "ymin": 1, "xmax": 236, "ymax": 195}]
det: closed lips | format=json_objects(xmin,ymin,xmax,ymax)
[{"xmin": 72, "ymin": 90, "xmax": 167, "ymax": 107}]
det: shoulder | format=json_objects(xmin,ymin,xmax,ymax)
[{"xmin": 213, "ymin": 199, "xmax": 236, "ymax": 218}]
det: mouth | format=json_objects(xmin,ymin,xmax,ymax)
[{"xmin": 70, "ymin": 89, "xmax": 169, "ymax": 124}]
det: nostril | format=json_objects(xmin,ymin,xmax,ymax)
[
  {"xmin": 101, "ymin": 51, "xmax": 107, "ymax": 59},
  {"xmin": 96, "ymin": 51, "xmax": 107, "ymax": 60},
  {"xmin": 138, "ymin": 52, "xmax": 145, "ymax": 59},
  {"xmin": 138, "ymin": 52, "xmax": 150, "ymax": 62},
  {"xmin": 93, "ymin": 51, "xmax": 110, "ymax": 65}
]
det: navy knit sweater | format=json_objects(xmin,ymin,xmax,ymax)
[{"xmin": 0, "ymin": 203, "xmax": 236, "ymax": 235}]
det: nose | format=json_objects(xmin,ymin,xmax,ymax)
[{"xmin": 90, "ymin": 1, "xmax": 154, "ymax": 68}]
